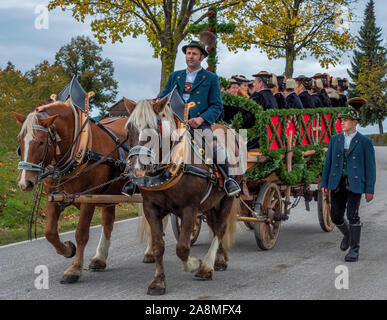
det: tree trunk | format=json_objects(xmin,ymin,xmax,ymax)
[
  {"xmin": 378, "ymin": 118, "xmax": 384, "ymax": 136},
  {"xmin": 159, "ymin": 49, "xmax": 178, "ymax": 94},
  {"xmin": 285, "ymin": 48, "xmax": 295, "ymax": 78}
]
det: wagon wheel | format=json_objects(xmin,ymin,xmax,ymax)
[
  {"xmin": 171, "ymin": 214, "xmax": 202, "ymax": 246},
  {"xmin": 253, "ymin": 182, "xmax": 282, "ymax": 250},
  {"xmin": 317, "ymin": 189, "xmax": 335, "ymax": 232}
]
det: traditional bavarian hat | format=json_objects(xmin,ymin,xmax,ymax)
[
  {"xmin": 182, "ymin": 40, "xmax": 208, "ymax": 57},
  {"xmin": 312, "ymin": 78, "xmax": 324, "ymax": 90},
  {"xmin": 330, "ymin": 77, "xmax": 339, "ymax": 87},
  {"xmin": 228, "ymin": 78, "xmax": 241, "ymax": 85},
  {"xmin": 337, "ymin": 77, "xmax": 349, "ymax": 89},
  {"xmin": 232, "ymin": 75, "xmax": 250, "ymax": 83},
  {"xmin": 338, "ymin": 97, "xmax": 367, "ymax": 120},
  {"xmin": 285, "ymin": 78, "xmax": 296, "ymax": 90},
  {"xmin": 337, "ymin": 108, "xmax": 360, "ymax": 120}
]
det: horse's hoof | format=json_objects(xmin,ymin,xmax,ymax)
[
  {"xmin": 60, "ymin": 275, "xmax": 79, "ymax": 284},
  {"xmin": 147, "ymin": 287, "xmax": 166, "ymax": 296},
  {"xmin": 89, "ymin": 259, "xmax": 106, "ymax": 271},
  {"xmin": 214, "ymin": 264, "xmax": 227, "ymax": 271},
  {"xmin": 194, "ymin": 271, "xmax": 213, "ymax": 281},
  {"xmin": 143, "ymin": 254, "xmax": 155, "ymax": 263},
  {"xmin": 63, "ymin": 241, "xmax": 76, "ymax": 258}
]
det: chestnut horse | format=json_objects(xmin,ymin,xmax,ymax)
[
  {"xmin": 124, "ymin": 97, "xmax": 242, "ymax": 295},
  {"xmin": 13, "ymin": 101, "xmax": 130, "ymax": 284}
]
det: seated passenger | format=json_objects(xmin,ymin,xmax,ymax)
[
  {"xmin": 283, "ymin": 78, "xmax": 303, "ymax": 109},
  {"xmin": 309, "ymin": 78, "xmax": 324, "ymax": 108},
  {"xmin": 295, "ymin": 75, "xmax": 315, "ymax": 108},
  {"xmin": 326, "ymin": 77, "xmax": 341, "ymax": 107},
  {"xmin": 313, "ymin": 73, "xmax": 332, "ymax": 107},
  {"xmin": 272, "ymin": 75, "xmax": 286, "ymax": 109},
  {"xmin": 232, "ymin": 75, "xmax": 250, "ymax": 97},
  {"xmin": 226, "ymin": 78, "xmax": 241, "ymax": 95},
  {"xmin": 337, "ymin": 78, "xmax": 349, "ymax": 107},
  {"xmin": 250, "ymin": 71, "xmax": 278, "ymax": 110}
]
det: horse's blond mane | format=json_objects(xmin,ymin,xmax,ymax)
[
  {"xmin": 18, "ymin": 101, "xmax": 67, "ymax": 138},
  {"xmin": 127, "ymin": 99, "xmax": 176, "ymax": 133}
]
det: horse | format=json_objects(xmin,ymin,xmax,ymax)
[
  {"xmin": 12, "ymin": 100, "xmax": 131, "ymax": 284},
  {"xmin": 123, "ymin": 97, "xmax": 243, "ymax": 295}
]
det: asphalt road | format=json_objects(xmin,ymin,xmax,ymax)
[{"xmin": 1, "ymin": 147, "xmax": 387, "ymax": 300}]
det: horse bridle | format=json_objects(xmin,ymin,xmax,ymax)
[{"xmin": 17, "ymin": 124, "xmax": 58, "ymax": 175}]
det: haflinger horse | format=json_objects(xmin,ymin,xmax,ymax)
[
  {"xmin": 12, "ymin": 99, "xmax": 132, "ymax": 284},
  {"xmin": 124, "ymin": 97, "xmax": 244, "ymax": 295}
]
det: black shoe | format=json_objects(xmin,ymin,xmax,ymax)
[
  {"xmin": 224, "ymin": 177, "xmax": 241, "ymax": 196},
  {"xmin": 345, "ymin": 224, "xmax": 361, "ymax": 262},
  {"xmin": 336, "ymin": 220, "xmax": 350, "ymax": 251},
  {"xmin": 122, "ymin": 181, "xmax": 136, "ymax": 197}
]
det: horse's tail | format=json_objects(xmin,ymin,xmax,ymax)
[
  {"xmin": 222, "ymin": 197, "xmax": 240, "ymax": 250},
  {"xmin": 137, "ymin": 203, "xmax": 150, "ymax": 242}
]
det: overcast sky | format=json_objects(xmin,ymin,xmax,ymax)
[{"xmin": 0, "ymin": 0, "xmax": 386, "ymax": 132}]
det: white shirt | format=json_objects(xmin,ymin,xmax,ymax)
[
  {"xmin": 344, "ymin": 131, "xmax": 357, "ymax": 149},
  {"xmin": 182, "ymin": 67, "xmax": 202, "ymax": 102}
]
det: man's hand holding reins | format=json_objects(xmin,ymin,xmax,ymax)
[{"xmin": 188, "ymin": 117, "xmax": 205, "ymax": 129}]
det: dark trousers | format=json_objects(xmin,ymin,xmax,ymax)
[{"xmin": 330, "ymin": 177, "xmax": 362, "ymax": 225}]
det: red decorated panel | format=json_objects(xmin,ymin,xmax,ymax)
[{"xmin": 268, "ymin": 114, "xmax": 341, "ymax": 150}]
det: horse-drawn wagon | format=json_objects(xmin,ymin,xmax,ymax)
[{"xmin": 14, "ymin": 77, "xmax": 350, "ymax": 293}]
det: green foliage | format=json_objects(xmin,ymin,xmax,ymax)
[
  {"xmin": 222, "ymin": 0, "xmax": 356, "ymax": 77},
  {"xmin": 347, "ymin": 0, "xmax": 386, "ymax": 98},
  {"xmin": 54, "ymin": 36, "xmax": 118, "ymax": 116}
]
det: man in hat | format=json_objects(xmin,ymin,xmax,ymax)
[
  {"xmin": 158, "ymin": 40, "xmax": 241, "ymax": 196},
  {"xmin": 250, "ymin": 71, "xmax": 278, "ymax": 110},
  {"xmin": 321, "ymin": 105, "xmax": 376, "ymax": 262},
  {"xmin": 283, "ymin": 78, "xmax": 303, "ymax": 109}
]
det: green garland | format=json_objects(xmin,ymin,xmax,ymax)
[{"xmin": 219, "ymin": 91, "xmax": 346, "ymax": 185}]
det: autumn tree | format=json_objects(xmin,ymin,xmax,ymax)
[
  {"xmin": 54, "ymin": 36, "xmax": 118, "ymax": 115},
  {"xmin": 356, "ymin": 56, "xmax": 387, "ymax": 135},
  {"xmin": 347, "ymin": 0, "xmax": 386, "ymax": 98},
  {"xmin": 47, "ymin": 0, "xmax": 242, "ymax": 92},
  {"xmin": 221, "ymin": 0, "xmax": 356, "ymax": 77},
  {"xmin": 0, "ymin": 61, "xmax": 70, "ymax": 152}
]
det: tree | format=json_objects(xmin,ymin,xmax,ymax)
[
  {"xmin": 356, "ymin": 56, "xmax": 387, "ymax": 135},
  {"xmin": 47, "ymin": 0, "xmax": 242, "ymax": 92},
  {"xmin": 54, "ymin": 36, "xmax": 118, "ymax": 115},
  {"xmin": 347, "ymin": 0, "xmax": 386, "ymax": 98},
  {"xmin": 221, "ymin": 0, "xmax": 356, "ymax": 77},
  {"xmin": 0, "ymin": 61, "xmax": 71, "ymax": 152},
  {"xmin": 25, "ymin": 60, "xmax": 71, "ymax": 104}
]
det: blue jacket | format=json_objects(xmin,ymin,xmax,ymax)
[
  {"xmin": 321, "ymin": 132, "xmax": 376, "ymax": 194},
  {"xmin": 159, "ymin": 68, "xmax": 223, "ymax": 125}
]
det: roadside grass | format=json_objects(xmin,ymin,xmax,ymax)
[
  {"xmin": 366, "ymin": 133, "xmax": 387, "ymax": 146},
  {"xmin": 0, "ymin": 151, "xmax": 139, "ymax": 246}
]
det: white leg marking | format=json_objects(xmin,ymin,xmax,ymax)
[
  {"xmin": 202, "ymin": 236, "xmax": 219, "ymax": 271},
  {"xmin": 92, "ymin": 230, "xmax": 110, "ymax": 263},
  {"xmin": 183, "ymin": 255, "xmax": 201, "ymax": 273}
]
